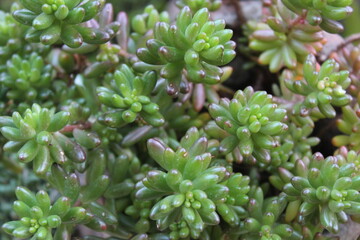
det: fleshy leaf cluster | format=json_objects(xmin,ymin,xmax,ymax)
[
  {"xmin": 136, "ymin": 128, "xmax": 250, "ymax": 239},
  {"xmin": 13, "ymin": 0, "xmax": 116, "ymax": 47},
  {"xmin": 0, "ymin": 53, "xmax": 54, "ymax": 102},
  {"xmin": 248, "ymin": 0, "xmax": 324, "ymax": 73},
  {"xmin": 135, "ymin": 6, "xmax": 236, "ymax": 94},
  {"xmin": 97, "ymin": 64, "xmax": 165, "ymax": 127},
  {"xmin": 285, "ymin": 54, "xmax": 352, "ymax": 118},
  {"xmin": 333, "ymin": 105, "xmax": 360, "ymax": 150},
  {"xmin": 0, "ymin": 104, "xmax": 86, "ymax": 175},
  {"xmin": 2, "ymin": 187, "xmax": 87, "ymax": 239},
  {"xmin": 239, "ymin": 187, "xmax": 302, "ymax": 240},
  {"xmin": 283, "ymin": 153, "xmax": 360, "ymax": 233},
  {"xmin": 282, "ymin": 0, "xmax": 353, "ymax": 32},
  {"xmin": 208, "ymin": 86, "xmax": 288, "ymax": 164}
]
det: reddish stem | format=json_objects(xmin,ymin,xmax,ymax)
[{"xmin": 60, "ymin": 122, "xmax": 92, "ymax": 133}]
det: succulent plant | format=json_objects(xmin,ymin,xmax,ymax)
[
  {"xmin": 248, "ymin": 0, "xmax": 324, "ymax": 73},
  {"xmin": 270, "ymin": 123, "xmax": 319, "ymax": 170},
  {"xmin": 0, "ymin": 3, "xmax": 52, "ymax": 65},
  {"xmin": 135, "ymin": 127, "xmax": 250, "ymax": 238},
  {"xmin": 2, "ymin": 187, "xmax": 87, "ymax": 239},
  {"xmin": 284, "ymin": 54, "xmax": 352, "ymax": 118},
  {"xmin": 330, "ymin": 44, "xmax": 360, "ymax": 97},
  {"xmin": 332, "ymin": 105, "xmax": 360, "ymax": 150},
  {"xmin": 335, "ymin": 147, "xmax": 360, "ymax": 174},
  {"xmin": 283, "ymin": 153, "xmax": 360, "ymax": 233},
  {"xmin": 0, "ymin": 104, "xmax": 86, "ymax": 175},
  {"xmin": 135, "ymin": 6, "xmax": 236, "ymax": 95},
  {"xmin": 0, "ymin": 8, "xmax": 28, "ymax": 65},
  {"xmin": 131, "ymin": 4, "xmax": 170, "ymax": 47},
  {"xmin": 0, "ymin": 0, "xmax": 360, "ymax": 239},
  {"xmin": 208, "ymin": 86, "xmax": 288, "ymax": 165},
  {"xmin": 0, "ymin": 53, "xmax": 55, "ymax": 102},
  {"xmin": 12, "ymin": 0, "xmax": 116, "ymax": 47},
  {"xmin": 96, "ymin": 43, "xmax": 121, "ymax": 64},
  {"xmin": 91, "ymin": 120, "xmax": 122, "ymax": 146},
  {"xmin": 239, "ymin": 187, "xmax": 302, "ymax": 240},
  {"xmin": 97, "ymin": 64, "xmax": 165, "ymax": 127},
  {"xmin": 282, "ymin": 0, "xmax": 353, "ymax": 33}
]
